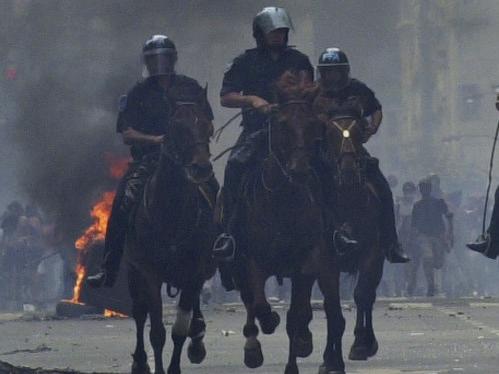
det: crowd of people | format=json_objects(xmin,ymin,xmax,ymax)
[
  {"xmin": 381, "ymin": 173, "xmax": 499, "ymax": 298},
  {"xmin": 0, "ymin": 201, "xmax": 68, "ymax": 311}
]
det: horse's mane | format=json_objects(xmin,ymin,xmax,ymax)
[{"xmin": 274, "ymin": 70, "xmax": 319, "ymax": 103}]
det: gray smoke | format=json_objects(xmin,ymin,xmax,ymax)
[{"xmin": 1, "ymin": 1, "xmax": 498, "ymax": 252}]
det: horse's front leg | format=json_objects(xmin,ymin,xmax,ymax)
[
  {"xmin": 318, "ymin": 253, "xmax": 345, "ymax": 374},
  {"xmin": 349, "ymin": 246, "xmax": 384, "ymax": 361},
  {"xmin": 187, "ymin": 294, "xmax": 207, "ymax": 364},
  {"xmin": 285, "ymin": 274, "xmax": 315, "ymax": 374},
  {"xmin": 129, "ymin": 268, "xmax": 151, "ymax": 374},
  {"xmin": 147, "ymin": 278, "xmax": 166, "ymax": 374},
  {"xmin": 248, "ymin": 258, "xmax": 281, "ymax": 335},
  {"xmin": 239, "ymin": 264, "xmax": 263, "ymax": 369},
  {"xmin": 167, "ymin": 288, "xmax": 196, "ymax": 374}
]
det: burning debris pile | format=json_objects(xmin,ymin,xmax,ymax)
[{"xmin": 58, "ymin": 156, "xmax": 129, "ymax": 318}]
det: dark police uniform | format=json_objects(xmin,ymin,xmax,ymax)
[
  {"xmin": 220, "ymin": 47, "xmax": 313, "ymax": 226},
  {"xmin": 488, "ymin": 186, "xmax": 499, "ymax": 256},
  {"xmin": 102, "ymin": 74, "xmax": 214, "ymax": 275},
  {"xmin": 314, "ymin": 78, "xmax": 399, "ymax": 250}
]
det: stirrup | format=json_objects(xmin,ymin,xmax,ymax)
[
  {"xmin": 333, "ymin": 230, "xmax": 358, "ymax": 256},
  {"xmin": 212, "ymin": 233, "xmax": 236, "ymax": 262}
]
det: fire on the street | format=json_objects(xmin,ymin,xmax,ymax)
[{"xmin": 68, "ymin": 156, "xmax": 129, "ymax": 317}]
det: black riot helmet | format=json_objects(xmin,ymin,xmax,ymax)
[
  {"xmin": 317, "ymin": 48, "xmax": 351, "ymax": 92},
  {"xmin": 252, "ymin": 7, "xmax": 293, "ymax": 49},
  {"xmin": 142, "ymin": 35, "xmax": 177, "ymax": 78}
]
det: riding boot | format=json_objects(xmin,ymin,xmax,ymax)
[
  {"xmin": 87, "ymin": 160, "xmax": 150, "ymax": 288},
  {"xmin": 314, "ymin": 156, "xmax": 359, "ymax": 256},
  {"xmin": 213, "ymin": 161, "xmax": 246, "ymax": 291},
  {"xmin": 212, "ymin": 161, "xmax": 243, "ymax": 261},
  {"xmin": 467, "ymin": 187, "xmax": 499, "ymax": 259},
  {"xmin": 86, "ymin": 204, "xmax": 126, "ymax": 288},
  {"xmin": 368, "ymin": 161, "xmax": 410, "ymax": 263}
]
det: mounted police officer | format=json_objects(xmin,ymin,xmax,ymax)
[
  {"xmin": 212, "ymin": 8, "xmax": 356, "ymax": 281},
  {"xmin": 467, "ymin": 95, "xmax": 499, "ymax": 259},
  {"xmin": 314, "ymin": 47, "xmax": 409, "ymax": 263},
  {"xmin": 467, "ymin": 185, "xmax": 499, "ymax": 259},
  {"xmin": 87, "ymin": 35, "xmax": 215, "ymax": 288}
]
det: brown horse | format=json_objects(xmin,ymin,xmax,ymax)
[
  {"xmin": 235, "ymin": 72, "xmax": 347, "ymax": 374},
  {"xmin": 316, "ymin": 96, "xmax": 384, "ymax": 362},
  {"xmin": 125, "ymin": 90, "xmax": 218, "ymax": 374}
]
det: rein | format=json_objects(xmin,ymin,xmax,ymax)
[{"xmin": 262, "ymin": 99, "xmax": 311, "ymax": 192}]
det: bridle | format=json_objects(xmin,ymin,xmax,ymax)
[
  {"xmin": 327, "ymin": 116, "xmax": 365, "ymax": 187},
  {"xmin": 262, "ymin": 99, "xmax": 318, "ymax": 192},
  {"xmin": 328, "ymin": 116, "xmax": 358, "ymax": 158},
  {"xmin": 165, "ymin": 101, "xmax": 213, "ymax": 184}
]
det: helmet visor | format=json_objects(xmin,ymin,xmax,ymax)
[
  {"xmin": 318, "ymin": 65, "xmax": 350, "ymax": 91},
  {"xmin": 142, "ymin": 50, "xmax": 176, "ymax": 78}
]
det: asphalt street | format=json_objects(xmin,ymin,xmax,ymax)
[{"xmin": 1, "ymin": 298, "xmax": 499, "ymax": 374}]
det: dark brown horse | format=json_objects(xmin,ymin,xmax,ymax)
[
  {"xmin": 125, "ymin": 91, "xmax": 218, "ymax": 374},
  {"xmin": 236, "ymin": 72, "xmax": 347, "ymax": 374},
  {"xmin": 316, "ymin": 96, "xmax": 384, "ymax": 362}
]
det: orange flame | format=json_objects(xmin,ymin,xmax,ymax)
[
  {"xmin": 71, "ymin": 264, "xmax": 86, "ymax": 304},
  {"xmin": 74, "ymin": 191, "xmax": 115, "ymax": 251},
  {"xmin": 70, "ymin": 155, "xmax": 129, "ymax": 307},
  {"xmin": 104, "ymin": 309, "xmax": 128, "ymax": 318},
  {"xmin": 105, "ymin": 153, "xmax": 129, "ymax": 180}
]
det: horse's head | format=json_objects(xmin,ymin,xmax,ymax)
[
  {"xmin": 163, "ymin": 87, "xmax": 214, "ymax": 183},
  {"xmin": 315, "ymin": 97, "xmax": 366, "ymax": 187},
  {"xmin": 267, "ymin": 71, "xmax": 323, "ymax": 184}
]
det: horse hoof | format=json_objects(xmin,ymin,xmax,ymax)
[
  {"xmin": 259, "ymin": 311, "xmax": 281, "ymax": 335},
  {"xmin": 187, "ymin": 340, "xmax": 207, "ymax": 364},
  {"xmin": 244, "ymin": 341, "xmax": 264, "ymax": 369},
  {"xmin": 292, "ymin": 330, "xmax": 313, "ymax": 358},
  {"xmin": 131, "ymin": 361, "xmax": 151, "ymax": 374},
  {"xmin": 348, "ymin": 338, "xmax": 378, "ymax": 361},
  {"xmin": 318, "ymin": 364, "xmax": 345, "ymax": 374},
  {"xmin": 284, "ymin": 363, "xmax": 299, "ymax": 374}
]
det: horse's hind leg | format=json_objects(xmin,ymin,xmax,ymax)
[
  {"xmin": 167, "ymin": 289, "xmax": 194, "ymax": 374},
  {"xmin": 129, "ymin": 268, "xmax": 151, "ymax": 374},
  {"xmin": 148, "ymin": 280, "xmax": 166, "ymax": 374},
  {"xmin": 285, "ymin": 274, "xmax": 315, "ymax": 374},
  {"xmin": 349, "ymin": 251, "xmax": 384, "ymax": 361},
  {"xmin": 248, "ymin": 259, "xmax": 280, "ymax": 335},
  {"xmin": 318, "ymin": 261, "xmax": 345, "ymax": 374},
  {"xmin": 187, "ymin": 295, "xmax": 207, "ymax": 364}
]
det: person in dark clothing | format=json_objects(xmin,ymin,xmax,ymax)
[
  {"xmin": 467, "ymin": 96, "xmax": 499, "ymax": 258},
  {"xmin": 314, "ymin": 47, "xmax": 409, "ymax": 263},
  {"xmin": 87, "ymin": 35, "xmax": 215, "ymax": 288},
  {"xmin": 467, "ymin": 186, "xmax": 499, "ymax": 259},
  {"xmin": 410, "ymin": 178, "xmax": 453, "ymax": 296},
  {"xmin": 212, "ymin": 8, "xmax": 357, "ymax": 272}
]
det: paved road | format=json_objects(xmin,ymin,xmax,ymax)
[{"xmin": 1, "ymin": 298, "xmax": 499, "ymax": 374}]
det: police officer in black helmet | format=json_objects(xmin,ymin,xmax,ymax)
[
  {"xmin": 315, "ymin": 47, "xmax": 410, "ymax": 263},
  {"xmin": 212, "ymin": 9, "xmax": 357, "ymax": 286},
  {"xmin": 87, "ymin": 35, "xmax": 215, "ymax": 287}
]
